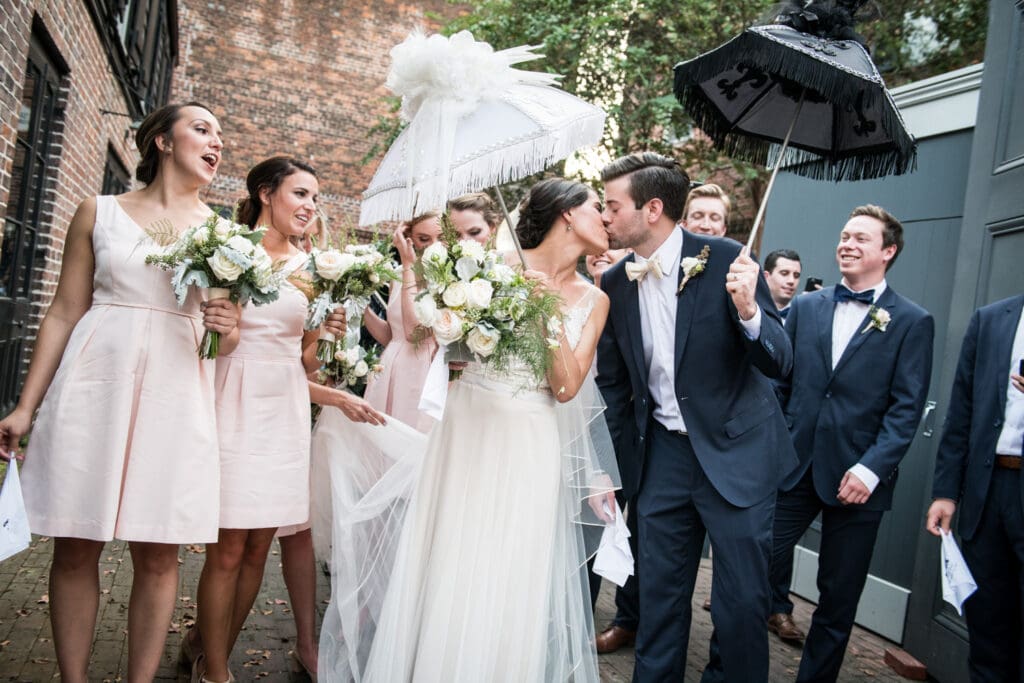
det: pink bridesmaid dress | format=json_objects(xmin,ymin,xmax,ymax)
[
  {"xmin": 215, "ymin": 251, "xmax": 311, "ymax": 529},
  {"xmin": 21, "ymin": 195, "xmax": 220, "ymax": 543},
  {"xmin": 363, "ymin": 283, "xmax": 437, "ymax": 433}
]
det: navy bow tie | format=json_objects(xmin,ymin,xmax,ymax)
[
  {"xmin": 833, "ymin": 284, "xmax": 874, "ymax": 305},
  {"xmin": 779, "ymin": 306, "xmax": 790, "ymax": 319}
]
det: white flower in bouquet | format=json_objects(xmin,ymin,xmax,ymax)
[
  {"xmin": 457, "ymin": 239, "xmax": 485, "ymax": 263},
  {"xmin": 353, "ymin": 360, "xmax": 369, "ymax": 377},
  {"xmin": 455, "ymin": 256, "xmax": 481, "ymax": 281},
  {"xmin": 466, "ymin": 279, "xmax": 494, "ymax": 309},
  {"xmin": 413, "ymin": 293, "xmax": 438, "ymax": 326},
  {"xmin": 225, "ymin": 234, "xmax": 256, "ymax": 256},
  {"xmin": 466, "ymin": 323, "xmax": 500, "ymax": 357},
  {"xmin": 252, "ymin": 251, "xmax": 275, "ymax": 291},
  {"xmin": 335, "ymin": 252, "xmax": 357, "ymax": 275},
  {"xmin": 442, "ymin": 280, "xmax": 470, "ymax": 308},
  {"xmin": 191, "ymin": 225, "xmax": 211, "ymax": 246},
  {"xmin": 423, "ymin": 242, "xmax": 449, "ymax": 266},
  {"xmin": 313, "ymin": 249, "xmax": 347, "ymax": 281},
  {"xmin": 207, "ymin": 248, "xmax": 244, "ymax": 282},
  {"xmin": 213, "ymin": 216, "xmax": 234, "ymax": 239},
  {"xmin": 486, "ymin": 263, "xmax": 516, "ymax": 285},
  {"xmin": 433, "ymin": 308, "xmax": 466, "ymax": 344}
]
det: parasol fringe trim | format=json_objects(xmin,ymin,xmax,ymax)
[{"xmin": 359, "ymin": 113, "xmax": 606, "ymax": 226}]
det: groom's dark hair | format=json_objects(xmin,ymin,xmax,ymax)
[{"xmin": 601, "ymin": 152, "xmax": 690, "ymax": 222}]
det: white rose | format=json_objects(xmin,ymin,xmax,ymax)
[
  {"xmin": 488, "ymin": 263, "xmax": 515, "ymax": 285},
  {"xmin": 213, "ymin": 217, "xmax": 234, "ymax": 239},
  {"xmin": 225, "ymin": 234, "xmax": 256, "ymax": 256},
  {"xmin": 466, "ymin": 279, "xmax": 493, "ymax": 309},
  {"xmin": 432, "ymin": 308, "xmax": 465, "ymax": 344},
  {"xmin": 336, "ymin": 252, "xmax": 357, "ymax": 275},
  {"xmin": 314, "ymin": 250, "xmax": 346, "ymax": 281},
  {"xmin": 442, "ymin": 281, "xmax": 469, "ymax": 308},
  {"xmin": 368, "ymin": 271, "xmax": 380, "ymax": 284},
  {"xmin": 207, "ymin": 248, "xmax": 243, "ymax": 282},
  {"xmin": 455, "ymin": 256, "xmax": 481, "ymax": 281},
  {"xmin": 458, "ymin": 239, "xmax": 485, "ymax": 263},
  {"xmin": 190, "ymin": 226, "xmax": 210, "ymax": 246},
  {"xmin": 345, "ymin": 347, "xmax": 361, "ymax": 366},
  {"xmin": 252, "ymin": 251, "xmax": 275, "ymax": 289},
  {"xmin": 353, "ymin": 360, "xmax": 369, "ymax": 377},
  {"xmin": 413, "ymin": 294, "xmax": 437, "ymax": 326},
  {"xmin": 422, "ymin": 242, "xmax": 449, "ymax": 265},
  {"xmin": 465, "ymin": 324, "xmax": 500, "ymax": 357}
]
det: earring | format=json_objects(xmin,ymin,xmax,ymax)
[{"xmin": 566, "ymin": 223, "xmax": 574, "ymax": 232}]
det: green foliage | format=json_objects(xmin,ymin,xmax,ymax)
[{"xmin": 359, "ymin": 0, "xmax": 987, "ymax": 230}]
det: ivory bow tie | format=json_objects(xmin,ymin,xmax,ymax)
[{"xmin": 625, "ymin": 256, "xmax": 665, "ymax": 282}]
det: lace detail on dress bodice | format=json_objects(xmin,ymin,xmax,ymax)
[{"xmin": 461, "ymin": 285, "xmax": 601, "ymax": 395}]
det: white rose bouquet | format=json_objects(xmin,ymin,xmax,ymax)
[
  {"xmin": 305, "ymin": 239, "xmax": 400, "ymax": 362},
  {"xmin": 317, "ymin": 341, "xmax": 383, "ymax": 395},
  {"xmin": 145, "ymin": 213, "xmax": 281, "ymax": 358},
  {"xmin": 413, "ymin": 219, "xmax": 561, "ymax": 381}
]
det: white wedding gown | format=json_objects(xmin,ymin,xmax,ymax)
[{"xmin": 318, "ymin": 287, "xmax": 619, "ymax": 682}]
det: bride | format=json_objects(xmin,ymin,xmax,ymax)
[{"xmin": 319, "ymin": 178, "xmax": 620, "ymax": 682}]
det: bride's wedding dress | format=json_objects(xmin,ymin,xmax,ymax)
[{"xmin": 318, "ymin": 287, "xmax": 619, "ymax": 682}]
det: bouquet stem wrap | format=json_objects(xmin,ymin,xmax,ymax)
[{"xmin": 199, "ymin": 287, "xmax": 231, "ymax": 359}]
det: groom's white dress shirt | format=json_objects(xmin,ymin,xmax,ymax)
[
  {"xmin": 636, "ymin": 229, "xmax": 760, "ymax": 434},
  {"xmin": 831, "ymin": 277, "xmax": 887, "ymax": 493},
  {"xmin": 995, "ymin": 306, "xmax": 1024, "ymax": 456}
]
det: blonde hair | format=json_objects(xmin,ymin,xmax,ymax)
[{"xmin": 683, "ymin": 183, "xmax": 731, "ymax": 221}]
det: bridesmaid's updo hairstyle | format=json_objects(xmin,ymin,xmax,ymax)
[
  {"xmin": 515, "ymin": 178, "xmax": 592, "ymax": 249},
  {"xmin": 236, "ymin": 156, "xmax": 317, "ymax": 229},
  {"xmin": 134, "ymin": 101, "xmax": 213, "ymax": 185}
]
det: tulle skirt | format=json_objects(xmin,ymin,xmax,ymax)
[{"xmin": 319, "ymin": 369, "xmax": 616, "ymax": 682}]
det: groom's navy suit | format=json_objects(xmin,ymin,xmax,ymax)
[
  {"xmin": 931, "ymin": 294, "xmax": 1024, "ymax": 681},
  {"xmin": 597, "ymin": 232, "xmax": 796, "ymax": 682},
  {"xmin": 770, "ymin": 285, "xmax": 933, "ymax": 682}
]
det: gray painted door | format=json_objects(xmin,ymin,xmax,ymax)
[
  {"xmin": 762, "ymin": 129, "xmax": 969, "ymax": 641},
  {"xmin": 904, "ymin": 2, "xmax": 1024, "ymax": 681}
]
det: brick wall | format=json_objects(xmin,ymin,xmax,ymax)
[
  {"xmin": 171, "ymin": 0, "xmax": 462, "ymax": 238},
  {"xmin": 0, "ymin": 0, "xmax": 140, "ymax": 383}
]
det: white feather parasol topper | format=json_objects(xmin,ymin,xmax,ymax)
[{"xmin": 360, "ymin": 30, "xmax": 606, "ymax": 226}]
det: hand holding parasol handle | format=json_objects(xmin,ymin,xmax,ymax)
[
  {"xmin": 494, "ymin": 186, "xmax": 529, "ymax": 269},
  {"xmin": 747, "ymin": 89, "xmax": 806, "ymax": 252}
]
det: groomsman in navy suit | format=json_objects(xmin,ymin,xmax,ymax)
[
  {"xmin": 927, "ymin": 293, "xmax": 1024, "ymax": 682},
  {"xmin": 596, "ymin": 152, "xmax": 796, "ymax": 682},
  {"xmin": 768, "ymin": 205, "xmax": 934, "ymax": 682}
]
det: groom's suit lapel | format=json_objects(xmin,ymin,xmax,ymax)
[
  {"xmin": 620, "ymin": 254, "xmax": 647, "ymax": 380},
  {"xmin": 674, "ymin": 235, "xmax": 704, "ymax": 374}
]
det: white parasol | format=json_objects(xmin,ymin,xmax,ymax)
[{"xmin": 359, "ymin": 30, "xmax": 607, "ymax": 245}]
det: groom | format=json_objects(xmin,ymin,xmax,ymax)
[{"xmin": 596, "ymin": 152, "xmax": 796, "ymax": 682}]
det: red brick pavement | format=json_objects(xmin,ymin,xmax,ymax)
[{"xmin": 0, "ymin": 539, "xmax": 918, "ymax": 681}]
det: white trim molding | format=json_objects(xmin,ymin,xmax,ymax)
[{"xmin": 890, "ymin": 63, "xmax": 984, "ymax": 140}]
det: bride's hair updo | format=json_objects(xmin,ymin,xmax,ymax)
[{"xmin": 515, "ymin": 178, "xmax": 592, "ymax": 249}]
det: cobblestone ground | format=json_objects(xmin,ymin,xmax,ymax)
[{"xmin": 0, "ymin": 537, "xmax": 916, "ymax": 681}]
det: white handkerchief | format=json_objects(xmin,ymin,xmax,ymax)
[
  {"xmin": 940, "ymin": 529, "xmax": 977, "ymax": 616},
  {"xmin": 0, "ymin": 460, "xmax": 31, "ymax": 562},
  {"xmin": 418, "ymin": 346, "xmax": 449, "ymax": 421},
  {"xmin": 593, "ymin": 502, "xmax": 634, "ymax": 587}
]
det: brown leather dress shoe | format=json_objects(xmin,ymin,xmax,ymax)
[
  {"xmin": 596, "ymin": 624, "xmax": 637, "ymax": 654},
  {"xmin": 767, "ymin": 612, "xmax": 806, "ymax": 643}
]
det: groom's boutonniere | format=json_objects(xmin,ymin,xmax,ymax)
[
  {"xmin": 677, "ymin": 245, "xmax": 711, "ymax": 295},
  {"xmin": 861, "ymin": 305, "xmax": 891, "ymax": 334}
]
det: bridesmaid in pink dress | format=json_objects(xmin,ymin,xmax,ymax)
[
  {"xmin": 0, "ymin": 103, "xmax": 239, "ymax": 683},
  {"xmin": 186, "ymin": 157, "xmax": 346, "ymax": 683},
  {"xmin": 363, "ymin": 212, "xmax": 443, "ymax": 432}
]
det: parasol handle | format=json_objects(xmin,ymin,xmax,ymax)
[
  {"xmin": 494, "ymin": 185, "xmax": 529, "ymax": 269},
  {"xmin": 746, "ymin": 90, "xmax": 806, "ymax": 254}
]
